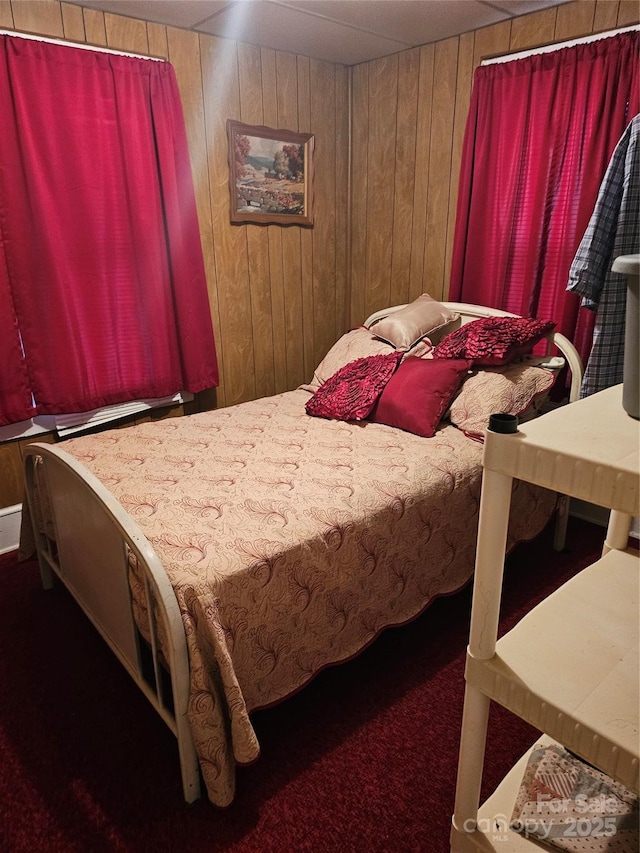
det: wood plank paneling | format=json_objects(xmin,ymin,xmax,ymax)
[
  {"xmin": 60, "ymin": 1, "xmax": 84, "ymax": 41},
  {"xmin": 349, "ymin": 62, "xmax": 369, "ymax": 327},
  {"xmin": 0, "ymin": 1, "xmax": 14, "ymax": 27},
  {"xmin": 390, "ymin": 48, "xmax": 419, "ymax": 309},
  {"xmin": 618, "ymin": 1, "xmax": 640, "ymax": 26},
  {"xmin": 555, "ymin": 0, "xmax": 596, "ymax": 40},
  {"xmin": 365, "ymin": 53, "xmax": 398, "ymax": 312},
  {"xmin": 147, "ymin": 22, "xmax": 168, "ymax": 59},
  {"xmin": 276, "ymin": 53, "xmax": 305, "ymax": 389},
  {"xmin": 310, "ymin": 59, "xmax": 339, "ymax": 367},
  {"xmin": 0, "ymin": 442, "xmax": 23, "ymax": 510},
  {"xmin": 167, "ymin": 27, "xmax": 220, "ymax": 407},
  {"xmin": 334, "ymin": 63, "xmax": 349, "ymax": 337},
  {"xmin": 261, "ymin": 49, "xmax": 287, "ymax": 395},
  {"xmin": 11, "ymin": 0, "xmax": 62, "ymax": 35},
  {"xmin": 593, "ymin": 0, "xmax": 620, "ymax": 31},
  {"xmin": 82, "ymin": 7, "xmax": 106, "ymax": 45},
  {"xmin": 297, "ymin": 56, "xmax": 315, "ymax": 382},
  {"xmin": 509, "ymin": 6, "xmax": 558, "ymax": 51},
  {"xmin": 104, "ymin": 10, "xmax": 148, "ymax": 54},
  {"xmin": 0, "ymin": 434, "xmax": 54, "ymax": 511},
  {"xmin": 201, "ymin": 35, "xmax": 255, "ymax": 407},
  {"xmin": 445, "ymin": 30, "xmax": 475, "ymax": 292},
  {"xmin": 472, "ymin": 19, "xmax": 512, "ymax": 67},
  {"xmin": 238, "ymin": 42, "xmax": 276, "ymax": 401},
  {"xmin": 424, "ymin": 36, "xmax": 459, "ymax": 302},
  {"xmin": 408, "ymin": 44, "xmax": 434, "ymax": 304}
]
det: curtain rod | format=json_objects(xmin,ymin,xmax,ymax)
[
  {"xmin": 0, "ymin": 28, "xmax": 165, "ymax": 61},
  {"xmin": 482, "ymin": 24, "xmax": 638, "ymax": 66}
]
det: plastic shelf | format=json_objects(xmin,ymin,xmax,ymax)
[
  {"xmin": 466, "ymin": 548, "xmax": 639, "ymax": 791},
  {"xmin": 451, "ymin": 384, "xmax": 640, "ymax": 852}
]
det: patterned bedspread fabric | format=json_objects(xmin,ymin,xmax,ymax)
[{"xmin": 58, "ymin": 388, "xmax": 556, "ymax": 806}]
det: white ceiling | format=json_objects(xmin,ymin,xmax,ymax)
[{"xmin": 69, "ymin": 0, "xmax": 573, "ymax": 65}]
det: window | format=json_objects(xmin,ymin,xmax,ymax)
[
  {"xmin": 0, "ymin": 35, "xmax": 218, "ymax": 431},
  {"xmin": 449, "ymin": 30, "xmax": 639, "ymax": 369}
]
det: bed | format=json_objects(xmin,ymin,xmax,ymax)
[{"xmin": 19, "ymin": 300, "xmax": 583, "ymax": 807}]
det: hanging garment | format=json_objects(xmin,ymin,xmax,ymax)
[{"xmin": 567, "ymin": 114, "xmax": 640, "ymax": 397}]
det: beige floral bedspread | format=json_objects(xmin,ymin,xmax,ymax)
[{"xmin": 56, "ymin": 389, "xmax": 555, "ymax": 806}]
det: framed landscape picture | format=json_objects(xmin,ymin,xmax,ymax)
[{"xmin": 227, "ymin": 120, "xmax": 314, "ymax": 226}]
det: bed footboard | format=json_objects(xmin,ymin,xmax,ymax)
[{"xmin": 23, "ymin": 443, "xmax": 201, "ymax": 804}]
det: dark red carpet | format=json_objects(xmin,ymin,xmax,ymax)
[{"xmin": 0, "ymin": 518, "xmax": 606, "ymax": 853}]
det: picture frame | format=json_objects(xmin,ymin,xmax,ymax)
[{"xmin": 227, "ymin": 120, "xmax": 314, "ymax": 226}]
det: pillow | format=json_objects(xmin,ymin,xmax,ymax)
[
  {"xmin": 300, "ymin": 327, "xmax": 395, "ymax": 392},
  {"xmin": 448, "ymin": 363, "xmax": 556, "ymax": 441},
  {"xmin": 305, "ymin": 351, "xmax": 403, "ymax": 421},
  {"xmin": 370, "ymin": 357, "xmax": 472, "ymax": 438},
  {"xmin": 432, "ymin": 316, "xmax": 556, "ymax": 366},
  {"xmin": 368, "ymin": 294, "xmax": 461, "ymax": 350}
]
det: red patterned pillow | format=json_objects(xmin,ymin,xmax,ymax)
[
  {"xmin": 370, "ymin": 357, "xmax": 472, "ymax": 438},
  {"xmin": 432, "ymin": 316, "xmax": 555, "ymax": 366},
  {"xmin": 305, "ymin": 351, "xmax": 403, "ymax": 421}
]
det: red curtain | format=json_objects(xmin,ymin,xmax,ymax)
[
  {"xmin": 0, "ymin": 36, "xmax": 218, "ymax": 427},
  {"xmin": 449, "ymin": 31, "xmax": 639, "ymax": 365}
]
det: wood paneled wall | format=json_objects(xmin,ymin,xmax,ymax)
[
  {"xmin": 0, "ymin": 0, "xmax": 638, "ymax": 513},
  {"xmin": 349, "ymin": 0, "xmax": 639, "ymax": 322}
]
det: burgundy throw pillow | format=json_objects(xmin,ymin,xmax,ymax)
[
  {"xmin": 370, "ymin": 356, "xmax": 472, "ymax": 438},
  {"xmin": 305, "ymin": 351, "xmax": 403, "ymax": 421},
  {"xmin": 432, "ymin": 317, "xmax": 556, "ymax": 366}
]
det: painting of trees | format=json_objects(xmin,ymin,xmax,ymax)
[{"xmin": 227, "ymin": 121, "xmax": 314, "ymax": 225}]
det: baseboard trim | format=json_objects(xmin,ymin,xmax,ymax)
[
  {"xmin": 568, "ymin": 499, "xmax": 609, "ymax": 528},
  {"xmin": 569, "ymin": 498, "xmax": 639, "ymax": 540},
  {"xmin": 0, "ymin": 504, "xmax": 22, "ymax": 555}
]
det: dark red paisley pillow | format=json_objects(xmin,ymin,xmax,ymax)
[
  {"xmin": 305, "ymin": 351, "xmax": 403, "ymax": 421},
  {"xmin": 432, "ymin": 316, "xmax": 555, "ymax": 366}
]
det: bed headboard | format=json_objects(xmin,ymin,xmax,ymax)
[
  {"xmin": 364, "ymin": 301, "xmax": 584, "ymax": 403},
  {"xmin": 365, "ymin": 300, "xmax": 518, "ymax": 328}
]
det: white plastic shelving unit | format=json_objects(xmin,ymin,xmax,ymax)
[{"xmin": 450, "ymin": 384, "xmax": 639, "ymax": 852}]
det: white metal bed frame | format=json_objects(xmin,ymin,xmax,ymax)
[{"xmin": 22, "ymin": 302, "xmax": 583, "ymax": 805}]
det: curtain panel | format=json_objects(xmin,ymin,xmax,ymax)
[
  {"xmin": 449, "ymin": 31, "xmax": 639, "ymax": 367},
  {"xmin": 0, "ymin": 36, "xmax": 218, "ymax": 427}
]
